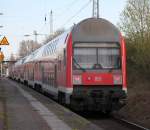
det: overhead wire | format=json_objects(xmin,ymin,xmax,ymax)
[
  {"xmin": 39, "ymin": 0, "xmax": 79, "ymax": 35},
  {"xmin": 53, "ymin": 0, "xmax": 82, "ymax": 17},
  {"xmin": 59, "ymin": 0, "xmax": 92, "ymax": 28},
  {"xmin": 38, "ymin": 0, "xmax": 92, "ymax": 38},
  {"xmin": 39, "ymin": 0, "xmax": 83, "ymax": 35}
]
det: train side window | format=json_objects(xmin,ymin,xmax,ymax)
[{"xmin": 63, "ymin": 49, "xmax": 66, "ymax": 66}]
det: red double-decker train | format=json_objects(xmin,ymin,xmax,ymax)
[{"xmin": 9, "ymin": 18, "xmax": 127, "ymax": 113}]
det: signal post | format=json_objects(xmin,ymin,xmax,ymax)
[
  {"xmin": 0, "ymin": 36, "xmax": 9, "ymax": 77},
  {"xmin": 0, "ymin": 48, "xmax": 4, "ymax": 77}
]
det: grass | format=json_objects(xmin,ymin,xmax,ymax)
[{"xmin": 119, "ymin": 65, "xmax": 150, "ymax": 128}]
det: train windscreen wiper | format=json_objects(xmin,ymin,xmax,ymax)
[
  {"xmin": 93, "ymin": 63, "xmax": 103, "ymax": 69},
  {"xmin": 73, "ymin": 58, "xmax": 86, "ymax": 72}
]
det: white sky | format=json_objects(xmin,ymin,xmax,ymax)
[{"xmin": 0, "ymin": 0, "xmax": 127, "ymax": 60}]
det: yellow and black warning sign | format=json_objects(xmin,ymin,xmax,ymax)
[{"xmin": 0, "ymin": 36, "xmax": 9, "ymax": 45}]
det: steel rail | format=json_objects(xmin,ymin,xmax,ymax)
[{"xmin": 113, "ymin": 116, "xmax": 150, "ymax": 130}]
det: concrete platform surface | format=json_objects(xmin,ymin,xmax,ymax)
[{"xmin": 0, "ymin": 78, "xmax": 102, "ymax": 130}]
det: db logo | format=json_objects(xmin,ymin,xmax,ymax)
[
  {"xmin": 95, "ymin": 76, "xmax": 102, "ymax": 81},
  {"xmin": 87, "ymin": 77, "xmax": 92, "ymax": 80}
]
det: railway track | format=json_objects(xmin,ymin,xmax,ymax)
[
  {"xmin": 83, "ymin": 112, "xmax": 150, "ymax": 130},
  {"xmin": 44, "ymin": 91, "xmax": 150, "ymax": 130},
  {"xmin": 113, "ymin": 116, "xmax": 150, "ymax": 130}
]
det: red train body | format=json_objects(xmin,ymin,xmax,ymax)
[{"xmin": 9, "ymin": 18, "xmax": 127, "ymax": 112}]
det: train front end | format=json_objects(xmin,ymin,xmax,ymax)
[{"xmin": 70, "ymin": 18, "xmax": 127, "ymax": 112}]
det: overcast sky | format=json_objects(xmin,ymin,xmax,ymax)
[{"xmin": 0, "ymin": 0, "xmax": 127, "ymax": 59}]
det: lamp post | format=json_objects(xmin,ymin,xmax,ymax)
[
  {"xmin": 0, "ymin": 13, "xmax": 4, "ymax": 29},
  {"xmin": 0, "ymin": 13, "xmax": 4, "ymax": 77},
  {"xmin": 33, "ymin": 30, "xmax": 38, "ymax": 43},
  {"xmin": 24, "ymin": 34, "xmax": 32, "ymax": 54},
  {"xmin": 0, "ymin": 61, "xmax": 2, "ymax": 77},
  {"xmin": 0, "ymin": 13, "xmax": 4, "ymax": 37},
  {"xmin": 24, "ymin": 34, "xmax": 30, "ymax": 37}
]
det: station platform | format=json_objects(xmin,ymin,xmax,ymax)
[{"xmin": 0, "ymin": 78, "xmax": 101, "ymax": 130}]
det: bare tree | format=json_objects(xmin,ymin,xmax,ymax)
[
  {"xmin": 43, "ymin": 28, "xmax": 65, "ymax": 44},
  {"xmin": 119, "ymin": 0, "xmax": 150, "ymax": 74},
  {"xmin": 18, "ymin": 28, "xmax": 65, "ymax": 58},
  {"xmin": 119, "ymin": 0, "xmax": 150, "ymax": 44},
  {"xmin": 19, "ymin": 40, "xmax": 41, "ymax": 58},
  {"xmin": 8, "ymin": 53, "xmax": 16, "ymax": 67},
  {"xmin": 10, "ymin": 53, "xmax": 15, "ymax": 61}
]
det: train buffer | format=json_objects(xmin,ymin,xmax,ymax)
[{"xmin": 0, "ymin": 78, "xmax": 101, "ymax": 130}]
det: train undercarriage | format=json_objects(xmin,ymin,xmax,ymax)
[{"xmin": 70, "ymin": 86, "xmax": 126, "ymax": 113}]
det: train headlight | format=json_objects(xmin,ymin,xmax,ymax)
[
  {"xmin": 113, "ymin": 75, "xmax": 122, "ymax": 85},
  {"xmin": 123, "ymin": 87, "xmax": 127, "ymax": 93},
  {"xmin": 73, "ymin": 75, "xmax": 82, "ymax": 85}
]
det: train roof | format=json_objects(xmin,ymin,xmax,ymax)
[
  {"xmin": 16, "ymin": 18, "xmax": 121, "ymax": 64},
  {"xmin": 72, "ymin": 18, "xmax": 120, "ymax": 43},
  {"xmin": 14, "ymin": 56, "xmax": 27, "ymax": 66},
  {"xmin": 23, "ymin": 30, "xmax": 70, "ymax": 63}
]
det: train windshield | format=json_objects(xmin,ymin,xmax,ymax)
[{"xmin": 73, "ymin": 43, "xmax": 121, "ymax": 70}]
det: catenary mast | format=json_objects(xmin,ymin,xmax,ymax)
[{"xmin": 92, "ymin": 0, "xmax": 99, "ymax": 18}]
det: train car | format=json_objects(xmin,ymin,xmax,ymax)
[
  {"xmin": 10, "ymin": 59, "xmax": 22, "ymax": 81},
  {"xmin": 9, "ymin": 18, "xmax": 127, "ymax": 113}
]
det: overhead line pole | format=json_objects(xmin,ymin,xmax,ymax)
[
  {"xmin": 92, "ymin": 0, "xmax": 99, "ymax": 18},
  {"xmin": 50, "ymin": 10, "xmax": 53, "ymax": 35},
  {"xmin": 33, "ymin": 30, "xmax": 38, "ymax": 43},
  {"xmin": 97, "ymin": 0, "xmax": 99, "ymax": 18}
]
